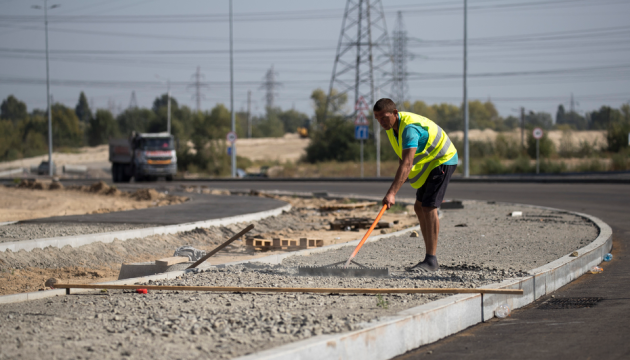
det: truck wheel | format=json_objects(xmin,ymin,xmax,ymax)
[
  {"xmin": 166, "ymin": 175, "xmax": 173, "ymax": 182},
  {"xmin": 112, "ymin": 164, "xmax": 119, "ymax": 183}
]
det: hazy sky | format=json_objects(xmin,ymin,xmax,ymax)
[{"xmin": 1, "ymin": 0, "xmax": 629, "ymax": 120}]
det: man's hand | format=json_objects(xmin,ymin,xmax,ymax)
[{"xmin": 383, "ymin": 191, "xmax": 396, "ymax": 209}]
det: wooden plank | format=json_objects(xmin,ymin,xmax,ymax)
[
  {"xmin": 155, "ymin": 257, "xmax": 189, "ymax": 267},
  {"xmin": 187, "ymin": 224, "xmax": 254, "ymax": 269},
  {"xmin": 320, "ymin": 202, "xmax": 378, "ymax": 211},
  {"xmin": 53, "ymin": 283, "xmax": 523, "ymax": 295}
]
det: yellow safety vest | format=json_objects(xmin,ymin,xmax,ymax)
[{"xmin": 386, "ymin": 111, "xmax": 457, "ymax": 189}]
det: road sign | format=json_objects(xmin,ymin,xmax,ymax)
[
  {"xmin": 355, "ymin": 96, "xmax": 370, "ymax": 111},
  {"xmin": 226, "ymin": 131, "xmax": 237, "ymax": 143},
  {"xmin": 354, "ymin": 113, "xmax": 369, "ymax": 125},
  {"xmin": 355, "ymin": 125, "xmax": 369, "ymax": 140},
  {"xmin": 533, "ymin": 127, "xmax": 543, "ymax": 140},
  {"xmin": 227, "ymin": 146, "xmax": 232, "ymax": 156}
]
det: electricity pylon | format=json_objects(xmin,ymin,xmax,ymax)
[
  {"xmin": 326, "ymin": 0, "xmax": 392, "ymax": 177},
  {"xmin": 391, "ymin": 11, "xmax": 410, "ymax": 109}
]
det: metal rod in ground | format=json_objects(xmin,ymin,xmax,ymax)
[
  {"xmin": 187, "ymin": 224, "xmax": 254, "ymax": 269},
  {"xmin": 53, "ymin": 284, "xmax": 523, "ymax": 295}
]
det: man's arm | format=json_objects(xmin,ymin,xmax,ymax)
[{"xmin": 383, "ymin": 148, "xmax": 416, "ymax": 208}]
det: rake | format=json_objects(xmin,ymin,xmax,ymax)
[{"xmin": 299, "ymin": 204, "xmax": 390, "ymax": 278}]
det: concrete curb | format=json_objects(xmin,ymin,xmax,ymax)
[
  {"xmin": 0, "ymin": 204, "xmax": 292, "ymax": 253},
  {"xmin": 233, "ymin": 204, "xmax": 612, "ymax": 360}
]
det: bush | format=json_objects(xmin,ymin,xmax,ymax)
[
  {"xmin": 573, "ymin": 158, "xmax": 607, "ymax": 172},
  {"xmin": 607, "ymin": 120, "xmax": 630, "ymax": 152},
  {"xmin": 610, "ymin": 150, "xmax": 629, "ymax": 171},
  {"xmin": 494, "ymin": 134, "xmax": 521, "ymax": 159},
  {"xmin": 538, "ymin": 160, "xmax": 566, "ymax": 174},
  {"xmin": 510, "ymin": 156, "xmax": 533, "ymax": 173},
  {"xmin": 526, "ymin": 132, "xmax": 555, "ymax": 159},
  {"xmin": 479, "ymin": 157, "xmax": 506, "ymax": 175}
]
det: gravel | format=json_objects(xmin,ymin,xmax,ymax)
[
  {"xmin": 0, "ymin": 201, "xmax": 599, "ymax": 359},
  {"xmin": 0, "ymin": 223, "xmax": 155, "ymax": 242}
]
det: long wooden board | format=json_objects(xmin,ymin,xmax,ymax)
[{"xmin": 53, "ymin": 284, "xmax": 523, "ymax": 295}]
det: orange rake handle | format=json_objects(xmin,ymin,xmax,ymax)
[{"xmin": 344, "ymin": 204, "xmax": 388, "ymax": 268}]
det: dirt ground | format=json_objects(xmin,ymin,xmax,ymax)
[
  {"xmin": 0, "ymin": 181, "xmax": 188, "ymax": 222},
  {"xmin": 449, "ymin": 129, "xmax": 606, "ymax": 149},
  {"xmin": 0, "ymin": 201, "xmax": 599, "ymax": 360},
  {"xmin": 0, "ymin": 195, "xmax": 417, "ymax": 296}
]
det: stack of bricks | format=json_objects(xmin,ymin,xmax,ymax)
[{"xmin": 244, "ymin": 237, "xmax": 324, "ymax": 251}]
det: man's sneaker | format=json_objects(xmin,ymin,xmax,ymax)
[{"xmin": 405, "ymin": 260, "xmax": 439, "ymax": 272}]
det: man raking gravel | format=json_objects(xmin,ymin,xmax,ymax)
[{"xmin": 374, "ymin": 98, "xmax": 458, "ymax": 272}]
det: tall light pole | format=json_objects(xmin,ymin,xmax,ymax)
[
  {"xmin": 463, "ymin": 0, "xmax": 469, "ymax": 178},
  {"xmin": 229, "ymin": 0, "xmax": 236, "ymax": 178},
  {"xmin": 32, "ymin": 0, "xmax": 59, "ymax": 177}
]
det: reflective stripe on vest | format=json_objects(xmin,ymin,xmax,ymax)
[{"xmin": 386, "ymin": 112, "xmax": 457, "ymax": 189}]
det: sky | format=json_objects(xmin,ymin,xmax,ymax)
[{"xmin": 1, "ymin": 0, "xmax": 629, "ymax": 121}]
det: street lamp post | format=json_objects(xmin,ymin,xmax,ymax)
[
  {"xmin": 229, "ymin": 0, "xmax": 236, "ymax": 178},
  {"xmin": 32, "ymin": 0, "xmax": 59, "ymax": 177}
]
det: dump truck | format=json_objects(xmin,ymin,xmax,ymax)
[{"xmin": 109, "ymin": 132, "xmax": 177, "ymax": 182}]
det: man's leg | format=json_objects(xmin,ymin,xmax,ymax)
[{"xmin": 419, "ymin": 205, "xmax": 439, "ymax": 256}]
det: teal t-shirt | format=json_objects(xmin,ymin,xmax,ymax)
[{"xmin": 395, "ymin": 117, "xmax": 458, "ymax": 165}]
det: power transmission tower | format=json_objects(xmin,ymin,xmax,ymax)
[
  {"xmin": 260, "ymin": 65, "xmax": 281, "ymax": 110},
  {"xmin": 391, "ymin": 11, "xmax": 410, "ymax": 109},
  {"xmin": 189, "ymin": 66, "xmax": 208, "ymax": 112},
  {"xmin": 128, "ymin": 91, "xmax": 138, "ymax": 109},
  {"xmin": 326, "ymin": 0, "xmax": 392, "ymax": 177}
]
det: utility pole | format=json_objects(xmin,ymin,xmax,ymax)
[
  {"xmin": 167, "ymin": 79, "xmax": 171, "ymax": 134},
  {"xmin": 326, "ymin": 0, "xmax": 392, "ymax": 177},
  {"xmin": 463, "ymin": 0, "xmax": 469, "ymax": 178},
  {"xmin": 247, "ymin": 90, "xmax": 252, "ymax": 138},
  {"xmin": 229, "ymin": 0, "xmax": 236, "ymax": 178},
  {"xmin": 570, "ymin": 92, "xmax": 575, "ymax": 126},
  {"xmin": 33, "ymin": 0, "xmax": 59, "ymax": 177},
  {"xmin": 520, "ymin": 107, "xmax": 525, "ymax": 149}
]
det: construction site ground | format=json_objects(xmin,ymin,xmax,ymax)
[
  {"xmin": 0, "ymin": 190, "xmax": 415, "ymax": 296},
  {"xmin": 0, "ymin": 200, "xmax": 599, "ymax": 359}
]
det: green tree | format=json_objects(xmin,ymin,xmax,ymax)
[
  {"xmin": 0, "ymin": 120, "xmax": 20, "ymax": 160},
  {"xmin": 305, "ymin": 116, "xmax": 358, "ymax": 163},
  {"xmin": 410, "ymin": 100, "xmax": 437, "ymax": 121},
  {"xmin": 311, "ymin": 88, "xmax": 347, "ymax": 124},
  {"xmin": 525, "ymin": 111, "xmax": 553, "ymax": 130},
  {"xmin": 556, "ymin": 104, "xmax": 566, "ymax": 125},
  {"xmin": 1, "ymin": 95, "xmax": 27, "ymax": 124},
  {"xmin": 526, "ymin": 131, "xmax": 555, "ymax": 159},
  {"xmin": 468, "ymin": 100, "xmax": 500, "ymax": 130},
  {"xmin": 75, "ymin": 91, "xmax": 92, "ymax": 123},
  {"xmin": 606, "ymin": 103, "xmax": 630, "ymax": 152},
  {"xmin": 87, "ymin": 109, "xmax": 119, "ymax": 146},
  {"xmin": 152, "ymin": 94, "xmax": 179, "ymax": 113},
  {"xmin": 431, "ymin": 103, "xmax": 461, "ymax": 132},
  {"xmin": 117, "ymin": 108, "xmax": 156, "ymax": 136},
  {"xmin": 590, "ymin": 106, "xmax": 621, "ymax": 130},
  {"xmin": 278, "ymin": 108, "xmax": 309, "ymax": 133},
  {"xmin": 51, "ymin": 103, "xmax": 83, "ymax": 147}
]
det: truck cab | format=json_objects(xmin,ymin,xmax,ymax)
[{"xmin": 109, "ymin": 132, "xmax": 177, "ymax": 182}]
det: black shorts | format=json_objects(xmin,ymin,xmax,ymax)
[{"xmin": 415, "ymin": 164, "xmax": 457, "ymax": 208}]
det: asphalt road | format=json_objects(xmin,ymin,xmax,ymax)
[
  {"xmin": 22, "ymin": 189, "xmax": 287, "ymax": 225},
  {"xmin": 174, "ymin": 180, "xmax": 630, "ymax": 360}
]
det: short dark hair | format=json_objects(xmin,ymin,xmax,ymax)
[{"xmin": 373, "ymin": 98, "xmax": 397, "ymax": 113}]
